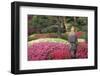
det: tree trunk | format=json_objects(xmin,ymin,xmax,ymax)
[
  {"xmin": 56, "ymin": 16, "xmax": 62, "ymax": 37},
  {"xmin": 63, "ymin": 17, "xmax": 68, "ymax": 32},
  {"xmin": 74, "ymin": 17, "xmax": 77, "ymax": 26}
]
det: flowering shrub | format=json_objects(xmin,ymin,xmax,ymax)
[
  {"xmin": 28, "ymin": 41, "xmax": 88, "ymax": 61},
  {"xmin": 28, "ymin": 38, "xmax": 68, "ymax": 46},
  {"xmin": 28, "ymin": 42, "xmax": 71, "ymax": 61},
  {"xmin": 76, "ymin": 31, "xmax": 84, "ymax": 38},
  {"xmin": 49, "ymin": 49, "xmax": 71, "ymax": 59},
  {"xmin": 29, "ymin": 33, "xmax": 59, "ymax": 39},
  {"xmin": 76, "ymin": 42, "xmax": 88, "ymax": 58}
]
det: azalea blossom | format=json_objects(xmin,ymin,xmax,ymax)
[{"xmin": 28, "ymin": 42, "xmax": 88, "ymax": 61}]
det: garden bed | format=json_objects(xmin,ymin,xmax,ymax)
[{"xmin": 28, "ymin": 38, "xmax": 87, "ymax": 61}]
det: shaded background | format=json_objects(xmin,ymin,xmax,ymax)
[{"xmin": 28, "ymin": 15, "xmax": 88, "ymax": 41}]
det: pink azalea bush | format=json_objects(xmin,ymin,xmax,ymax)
[
  {"xmin": 28, "ymin": 42, "xmax": 71, "ymax": 61},
  {"xmin": 28, "ymin": 42, "xmax": 88, "ymax": 61}
]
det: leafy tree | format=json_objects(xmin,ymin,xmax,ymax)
[{"xmin": 28, "ymin": 15, "xmax": 88, "ymax": 36}]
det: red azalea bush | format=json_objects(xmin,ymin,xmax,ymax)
[
  {"xmin": 48, "ymin": 44, "xmax": 71, "ymax": 59},
  {"xmin": 49, "ymin": 49, "xmax": 71, "ymax": 59},
  {"xmin": 76, "ymin": 42, "xmax": 88, "ymax": 58},
  {"xmin": 76, "ymin": 31, "xmax": 84, "ymax": 38}
]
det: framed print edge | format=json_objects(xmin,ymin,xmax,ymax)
[
  {"xmin": 11, "ymin": 1, "xmax": 98, "ymax": 74},
  {"xmin": 11, "ymin": 2, "xmax": 20, "ymax": 74},
  {"xmin": 94, "ymin": 7, "xmax": 98, "ymax": 69}
]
